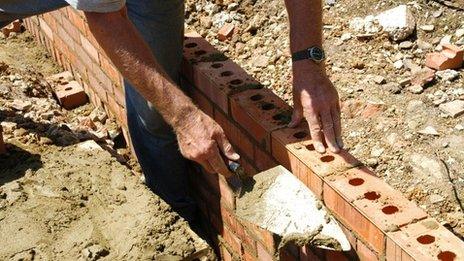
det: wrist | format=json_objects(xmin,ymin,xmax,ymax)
[{"xmin": 171, "ymin": 104, "xmax": 201, "ymax": 131}]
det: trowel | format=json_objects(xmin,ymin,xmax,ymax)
[{"xmin": 226, "ymin": 164, "xmax": 351, "ymax": 252}]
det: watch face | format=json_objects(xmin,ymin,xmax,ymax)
[{"xmin": 309, "ymin": 47, "xmax": 325, "ymax": 62}]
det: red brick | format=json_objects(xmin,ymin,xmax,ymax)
[
  {"xmin": 191, "ymin": 87, "xmax": 214, "ymax": 117},
  {"xmin": 234, "ymin": 221, "xmax": 257, "ymax": 254},
  {"xmin": 326, "ymin": 167, "xmax": 428, "ymax": 232},
  {"xmin": 38, "ymin": 18, "xmax": 54, "ymax": 41},
  {"xmin": 0, "ymin": 126, "xmax": 6, "ymax": 155},
  {"xmin": 356, "ymin": 240, "xmax": 379, "ymax": 261},
  {"xmin": 386, "ymin": 218, "xmax": 464, "ymax": 261},
  {"xmin": 223, "ymin": 226, "xmax": 242, "ymax": 255},
  {"xmin": 323, "ymin": 183, "xmax": 385, "ymax": 253},
  {"xmin": 257, "ymin": 243, "xmax": 274, "ymax": 261},
  {"xmin": 271, "ymin": 125, "xmax": 362, "ymax": 177},
  {"xmin": 54, "ymin": 81, "xmax": 88, "ymax": 109},
  {"xmin": 183, "ymin": 31, "xmax": 220, "ymax": 65},
  {"xmin": 218, "ymin": 23, "xmax": 235, "ymax": 41},
  {"xmin": 100, "ymin": 56, "xmax": 121, "ymax": 85},
  {"xmin": 67, "ymin": 9, "xmax": 87, "ymax": 35},
  {"xmin": 192, "ymin": 60, "xmax": 261, "ymax": 114},
  {"xmin": 231, "ymin": 88, "xmax": 292, "ymax": 151},
  {"xmin": 253, "ymin": 146, "xmax": 278, "ymax": 171},
  {"xmin": 113, "ymin": 84, "xmax": 125, "ymax": 107},
  {"xmin": 197, "ymin": 169, "xmax": 236, "ymax": 210},
  {"xmin": 425, "ymin": 44, "xmax": 463, "ymax": 70},
  {"xmin": 61, "ymin": 15, "xmax": 80, "ymax": 44},
  {"xmin": 220, "ymin": 244, "xmax": 233, "ymax": 261},
  {"xmin": 92, "ymin": 63, "xmax": 113, "ymax": 94},
  {"xmin": 80, "ymin": 34, "xmax": 99, "ymax": 63},
  {"xmin": 214, "ymin": 109, "xmax": 254, "ymax": 161},
  {"xmin": 243, "ymin": 247, "xmax": 258, "ymax": 261}
]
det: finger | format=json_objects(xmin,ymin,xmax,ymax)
[
  {"xmin": 289, "ymin": 107, "xmax": 303, "ymax": 128},
  {"xmin": 331, "ymin": 107, "xmax": 344, "ymax": 149},
  {"xmin": 321, "ymin": 111, "xmax": 340, "ymax": 153},
  {"xmin": 305, "ymin": 112, "xmax": 326, "ymax": 153},
  {"xmin": 208, "ymin": 145, "xmax": 233, "ymax": 177},
  {"xmin": 216, "ymin": 132, "xmax": 240, "ymax": 161}
]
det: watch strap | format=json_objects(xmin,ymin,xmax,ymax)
[{"xmin": 291, "ymin": 49, "xmax": 309, "ymax": 62}]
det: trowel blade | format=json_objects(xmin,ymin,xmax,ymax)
[
  {"xmin": 225, "ymin": 161, "xmax": 244, "ymax": 196},
  {"xmin": 235, "ymin": 165, "xmax": 351, "ymax": 252}
]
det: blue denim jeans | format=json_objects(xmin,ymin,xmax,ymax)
[{"xmin": 1, "ymin": 0, "xmax": 197, "ymax": 222}]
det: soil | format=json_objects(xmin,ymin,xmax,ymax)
[
  {"xmin": 0, "ymin": 32, "xmax": 212, "ymax": 260},
  {"xmin": 185, "ymin": 0, "xmax": 464, "ymax": 239}
]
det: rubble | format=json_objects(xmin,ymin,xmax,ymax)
[
  {"xmin": 425, "ymin": 44, "xmax": 464, "ymax": 70},
  {"xmin": 439, "ymin": 100, "xmax": 464, "ymax": 118},
  {"xmin": 435, "ymin": 69, "xmax": 459, "ymax": 82},
  {"xmin": 375, "ymin": 5, "xmax": 416, "ymax": 41}
]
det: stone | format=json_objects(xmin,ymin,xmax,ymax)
[
  {"xmin": 456, "ymin": 28, "xmax": 464, "ymax": 38},
  {"xmin": 435, "ymin": 69, "xmax": 459, "ymax": 82},
  {"xmin": 340, "ymin": 33, "xmax": 352, "ymax": 41},
  {"xmin": 217, "ymin": 23, "xmax": 235, "ymax": 41},
  {"xmin": 251, "ymin": 55, "xmax": 269, "ymax": 68},
  {"xmin": 407, "ymin": 85, "xmax": 423, "ymax": 94},
  {"xmin": 455, "ymin": 124, "xmax": 464, "ymax": 131},
  {"xmin": 9, "ymin": 99, "xmax": 32, "ymax": 111},
  {"xmin": 375, "ymin": 5, "xmax": 416, "ymax": 41},
  {"xmin": 439, "ymin": 100, "xmax": 464, "ymax": 118},
  {"xmin": 408, "ymin": 153, "xmax": 447, "ymax": 182},
  {"xmin": 418, "ymin": 126, "xmax": 439, "ymax": 136},
  {"xmin": 420, "ymin": 25, "xmax": 435, "ymax": 32},
  {"xmin": 373, "ymin": 75, "xmax": 386, "ymax": 84},
  {"xmin": 399, "ymin": 41, "xmax": 414, "ymax": 49},
  {"xmin": 410, "ymin": 68, "xmax": 435, "ymax": 87},
  {"xmin": 417, "ymin": 39, "xmax": 433, "ymax": 50},
  {"xmin": 385, "ymin": 82, "xmax": 402, "ymax": 94}
]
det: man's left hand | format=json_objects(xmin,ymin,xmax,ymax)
[{"xmin": 289, "ymin": 60, "xmax": 343, "ymax": 154}]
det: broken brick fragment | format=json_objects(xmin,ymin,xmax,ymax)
[
  {"xmin": 218, "ymin": 23, "xmax": 235, "ymax": 41},
  {"xmin": 1, "ymin": 20, "xmax": 22, "ymax": 38},
  {"xmin": 425, "ymin": 44, "xmax": 463, "ymax": 71},
  {"xmin": 54, "ymin": 81, "xmax": 88, "ymax": 110}
]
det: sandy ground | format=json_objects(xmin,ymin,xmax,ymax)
[{"xmin": 0, "ymin": 32, "xmax": 212, "ymax": 260}]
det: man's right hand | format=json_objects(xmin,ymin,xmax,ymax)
[{"xmin": 175, "ymin": 109, "xmax": 240, "ymax": 177}]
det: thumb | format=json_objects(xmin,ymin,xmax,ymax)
[
  {"xmin": 289, "ymin": 107, "xmax": 303, "ymax": 128},
  {"xmin": 217, "ymin": 132, "xmax": 240, "ymax": 161}
]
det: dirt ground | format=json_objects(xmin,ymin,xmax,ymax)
[
  {"xmin": 185, "ymin": 0, "xmax": 464, "ymax": 239},
  {"xmin": 0, "ymin": 33, "xmax": 211, "ymax": 260}
]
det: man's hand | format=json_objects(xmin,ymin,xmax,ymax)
[
  {"xmin": 289, "ymin": 60, "xmax": 343, "ymax": 154},
  {"xmin": 175, "ymin": 109, "xmax": 240, "ymax": 176}
]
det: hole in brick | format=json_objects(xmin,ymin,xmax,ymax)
[
  {"xmin": 211, "ymin": 63, "xmax": 223, "ymax": 68},
  {"xmin": 220, "ymin": 71, "xmax": 233, "ymax": 77},
  {"xmin": 250, "ymin": 94, "xmax": 263, "ymax": 101},
  {"xmin": 306, "ymin": 144, "xmax": 315, "ymax": 151},
  {"xmin": 320, "ymin": 155, "xmax": 335, "ymax": 162},
  {"xmin": 348, "ymin": 178, "xmax": 364, "ymax": 186},
  {"xmin": 438, "ymin": 251, "xmax": 456, "ymax": 261},
  {"xmin": 195, "ymin": 50, "xmax": 207, "ymax": 56},
  {"xmin": 64, "ymin": 87, "xmax": 72, "ymax": 91},
  {"xmin": 293, "ymin": 131, "xmax": 308, "ymax": 139},
  {"xmin": 261, "ymin": 102, "xmax": 275, "ymax": 110},
  {"xmin": 416, "ymin": 235, "xmax": 435, "ymax": 245},
  {"xmin": 272, "ymin": 113, "xmax": 289, "ymax": 122},
  {"xmin": 382, "ymin": 205, "xmax": 399, "ymax": 215},
  {"xmin": 230, "ymin": 79, "xmax": 243, "ymax": 85},
  {"xmin": 364, "ymin": 191, "xmax": 380, "ymax": 200},
  {"xmin": 185, "ymin": 42, "xmax": 197, "ymax": 48}
]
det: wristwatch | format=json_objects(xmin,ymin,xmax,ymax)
[{"xmin": 292, "ymin": 46, "xmax": 326, "ymax": 63}]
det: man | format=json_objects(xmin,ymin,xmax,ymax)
[{"xmin": 0, "ymin": 0, "xmax": 343, "ymax": 224}]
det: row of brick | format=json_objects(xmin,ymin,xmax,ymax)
[
  {"xmin": 22, "ymin": 10, "xmax": 464, "ymax": 260},
  {"xmin": 181, "ymin": 32, "xmax": 464, "ymax": 260}
]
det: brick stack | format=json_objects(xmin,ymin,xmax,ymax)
[{"xmin": 22, "ymin": 10, "xmax": 464, "ymax": 260}]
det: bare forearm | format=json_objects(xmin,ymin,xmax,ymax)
[
  {"xmin": 284, "ymin": 0, "xmax": 323, "ymax": 53},
  {"xmin": 85, "ymin": 9, "xmax": 196, "ymax": 129}
]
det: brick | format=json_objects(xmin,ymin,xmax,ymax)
[
  {"xmin": 61, "ymin": 15, "xmax": 80, "ymax": 44},
  {"xmin": 191, "ymin": 87, "xmax": 214, "ymax": 117},
  {"xmin": 243, "ymin": 247, "xmax": 258, "ymax": 261},
  {"xmin": 220, "ymin": 244, "xmax": 233, "ymax": 261},
  {"xmin": 183, "ymin": 31, "xmax": 220, "ymax": 65},
  {"xmin": 323, "ymin": 183, "xmax": 385, "ymax": 253},
  {"xmin": 271, "ymin": 125, "xmax": 362, "ymax": 177},
  {"xmin": 0, "ymin": 126, "xmax": 6, "ymax": 155},
  {"xmin": 80, "ymin": 34, "xmax": 99, "ymax": 62},
  {"xmin": 386, "ymin": 218, "xmax": 464, "ymax": 261},
  {"xmin": 197, "ymin": 169, "xmax": 236, "ymax": 210},
  {"xmin": 257, "ymin": 243, "xmax": 274, "ymax": 261},
  {"xmin": 67, "ymin": 9, "xmax": 87, "ymax": 35},
  {"xmin": 218, "ymin": 23, "xmax": 235, "ymax": 41},
  {"xmin": 38, "ymin": 18, "xmax": 53, "ymax": 41},
  {"xmin": 231, "ymin": 88, "xmax": 292, "ymax": 151},
  {"xmin": 192, "ymin": 60, "xmax": 261, "ymax": 114},
  {"xmin": 425, "ymin": 44, "xmax": 463, "ymax": 70},
  {"xmin": 214, "ymin": 109, "xmax": 254, "ymax": 161},
  {"xmin": 113, "ymin": 84, "xmax": 125, "ymax": 107},
  {"xmin": 223, "ymin": 226, "xmax": 242, "ymax": 255},
  {"xmin": 54, "ymin": 81, "xmax": 88, "ymax": 109},
  {"xmin": 326, "ymin": 167, "xmax": 428, "ymax": 232},
  {"xmin": 100, "ymin": 56, "xmax": 121, "ymax": 85},
  {"xmin": 253, "ymin": 146, "xmax": 278, "ymax": 172},
  {"xmin": 356, "ymin": 240, "xmax": 379, "ymax": 261}
]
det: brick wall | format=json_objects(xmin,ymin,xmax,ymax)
[{"xmin": 22, "ymin": 8, "xmax": 464, "ymax": 261}]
